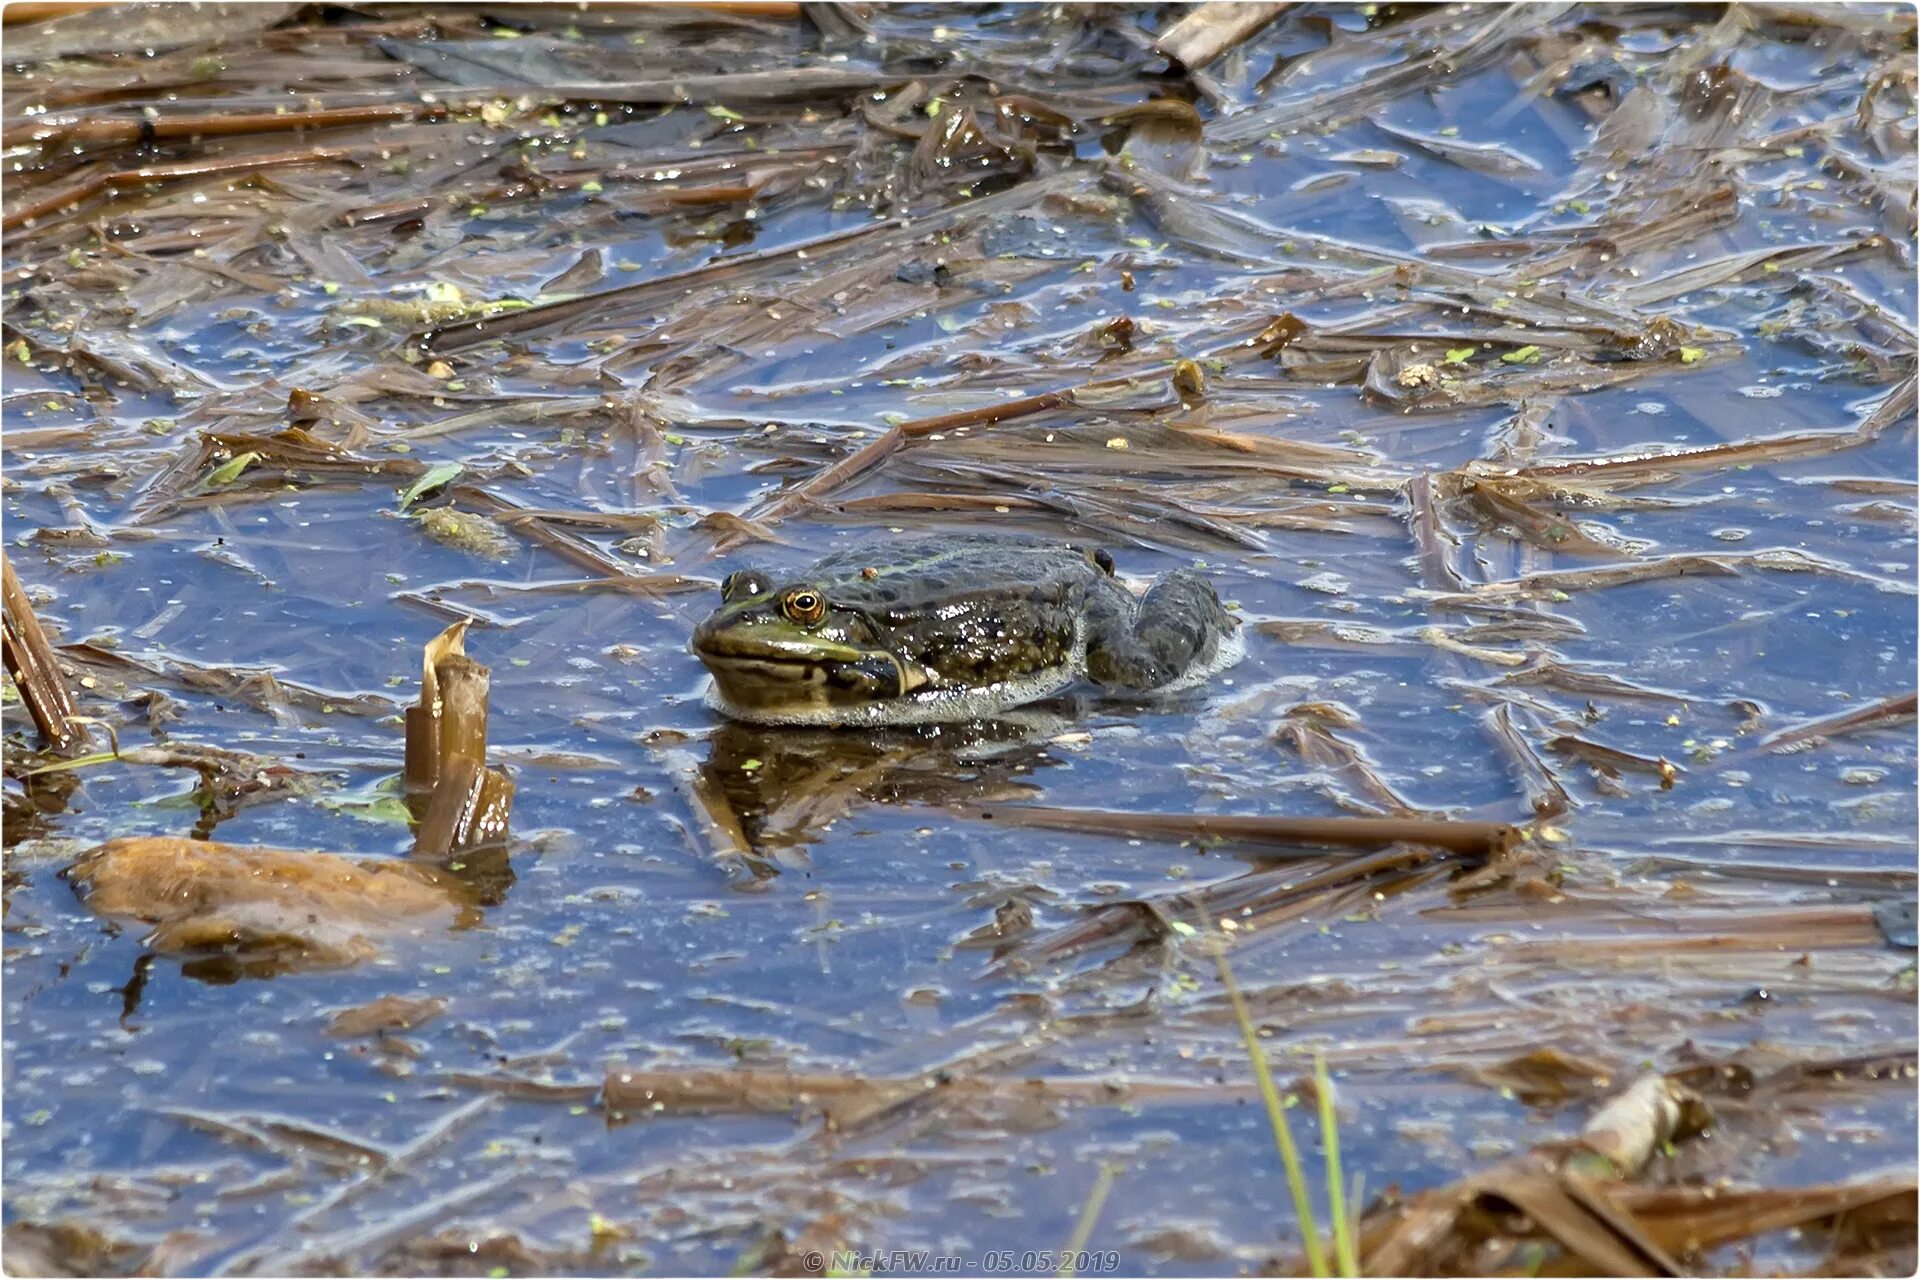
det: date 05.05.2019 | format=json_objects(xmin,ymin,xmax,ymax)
[{"xmin": 802, "ymin": 1250, "xmax": 1124, "ymax": 1274}]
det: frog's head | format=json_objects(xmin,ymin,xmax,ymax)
[{"xmin": 690, "ymin": 567, "xmax": 933, "ymax": 722}]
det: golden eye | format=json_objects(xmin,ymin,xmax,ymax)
[{"xmin": 782, "ymin": 589, "xmax": 825, "ymax": 625}]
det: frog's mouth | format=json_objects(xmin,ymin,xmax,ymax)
[{"xmin": 694, "ymin": 643, "xmax": 933, "ymax": 709}]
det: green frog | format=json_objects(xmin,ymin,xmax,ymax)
[{"xmin": 690, "ymin": 534, "xmax": 1241, "ymax": 726}]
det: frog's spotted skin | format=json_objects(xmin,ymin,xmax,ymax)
[{"xmin": 689, "ymin": 534, "xmax": 1240, "ymax": 727}]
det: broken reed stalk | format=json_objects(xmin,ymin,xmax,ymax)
[
  {"xmin": 1155, "ymin": 1, "xmax": 1290, "ymax": 71},
  {"xmin": 599, "ymin": 1063, "xmax": 1256, "ymax": 1133},
  {"xmin": 1510, "ymin": 372, "xmax": 1915, "ymax": 486},
  {"xmin": 743, "ymin": 361, "xmax": 1206, "ymax": 533},
  {"xmin": 742, "ymin": 385, "xmax": 1072, "ymax": 524},
  {"xmin": 3, "ymin": 102, "xmax": 443, "ymax": 149},
  {"xmin": 630, "ymin": 0, "xmax": 801, "ymax": 15},
  {"xmin": 412, "ymin": 655, "xmax": 512, "ymax": 857},
  {"xmin": 968, "ymin": 805, "xmax": 1519, "ymax": 859},
  {"xmin": 1405, "ymin": 471, "xmax": 1464, "ymax": 591},
  {"xmin": 403, "ymin": 618, "xmax": 467, "ymax": 794},
  {"xmin": 427, "ymin": 652, "xmax": 490, "ymax": 795},
  {"xmin": 899, "ymin": 390, "xmax": 1072, "ymax": 438},
  {"xmin": 0, "ymin": 1, "xmax": 113, "ymax": 22},
  {"xmin": 745, "ymin": 424, "xmax": 904, "ymax": 531},
  {"xmin": 2, "ymin": 552, "xmax": 85, "ymax": 753},
  {"xmin": 1484, "ymin": 703, "xmax": 1571, "ymax": 818},
  {"xmin": 416, "ymin": 218, "xmax": 895, "ymax": 353},
  {"xmin": 1571, "ymin": 1074, "xmax": 1701, "ymax": 1180},
  {"xmin": 405, "ymin": 618, "xmax": 512, "ymax": 857},
  {"xmin": 3, "ymin": 147, "xmax": 358, "ymax": 232},
  {"xmin": 1755, "ymin": 689, "xmax": 1917, "ymax": 753}
]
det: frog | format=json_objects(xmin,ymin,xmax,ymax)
[{"xmin": 689, "ymin": 534, "xmax": 1241, "ymax": 727}]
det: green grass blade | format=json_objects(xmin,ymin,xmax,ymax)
[
  {"xmin": 1317, "ymin": 1052, "xmax": 1358, "ymax": 1277},
  {"xmin": 1217, "ymin": 948, "xmax": 1330, "ymax": 1278}
]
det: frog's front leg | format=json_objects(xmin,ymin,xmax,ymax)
[{"xmin": 1083, "ymin": 570, "xmax": 1234, "ymax": 691}]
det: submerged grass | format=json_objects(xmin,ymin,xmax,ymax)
[
  {"xmin": 1057, "ymin": 1162, "xmax": 1120, "ymax": 1276},
  {"xmin": 1215, "ymin": 947, "xmax": 1358, "ymax": 1278},
  {"xmin": 20, "ymin": 747, "xmax": 119, "ymax": 776}
]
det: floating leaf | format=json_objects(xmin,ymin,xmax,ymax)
[
  {"xmin": 317, "ymin": 793, "xmax": 415, "ymax": 825},
  {"xmin": 1444, "ymin": 347, "xmax": 1475, "ymax": 364},
  {"xmin": 399, "ymin": 463, "xmax": 464, "ymax": 511},
  {"xmin": 1678, "ymin": 346, "xmax": 1706, "ymax": 364},
  {"xmin": 205, "ymin": 451, "xmax": 260, "ymax": 486},
  {"xmin": 1500, "ymin": 345, "xmax": 1542, "ymax": 364}
]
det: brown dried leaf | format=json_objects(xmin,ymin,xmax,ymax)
[{"xmin": 66, "ymin": 837, "xmax": 474, "ymax": 972}]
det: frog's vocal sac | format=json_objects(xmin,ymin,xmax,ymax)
[{"xmin": 689, "ymin": 534, "xmax": 1242, "ymax": 727}]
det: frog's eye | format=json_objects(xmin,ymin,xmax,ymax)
[
  {"xmin": 782, "ymin": 588, "xmax": 826, "ymax": 626},
  {"xmin": 721, "ymin": 570, "xmax": 768, "ymax": 602}
]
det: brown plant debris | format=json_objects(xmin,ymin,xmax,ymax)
[
  {"xmin": 325, "ymin": 995, "xmax": 450, "ymax": 1039},
  {"xmin": 1353, "ymin": 1059, "xmax": 1909, "ymax": 1277},
  {"xmin": 2, "ymin": 552, "xmax": 85, "ymax": 754},
  {"xmin": 1154, "ymin": 2, "xmax": 1290, "ymax": 73},
  {"xmin": 405, "ymin": 618, "xmax": 514, "ymax": 858},
  {"xmin": 65, "ymin": 837, "xmax": 475, "ymax": 973},
  {"xmin": 963, "ymin": 805, "xmax": 1521, "ymax": 858}
]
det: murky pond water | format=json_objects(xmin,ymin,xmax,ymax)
[{"xmin": 4, "ymin": 4, "xmax": 1916, "ymax": 1275}]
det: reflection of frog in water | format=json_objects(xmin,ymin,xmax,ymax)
[
  {"xmin": 696, "ymin": 717, "xmax": 1058, "ymax": 856},
  {"xmin": 690, "ymin": 534, "xmax": 1240, "ymax": 728}
]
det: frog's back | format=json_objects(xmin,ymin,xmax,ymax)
[
  {"xmin": 810, "ymin": 529, "xmax": 1098, "ymax": 594},
  {"xmin": 810, "ymin": 534, "xmax": 1103, "ymax": 690},
  {"xmin": 810, "ymin": 534, "xmax": 1101, "ymax": 612}
]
